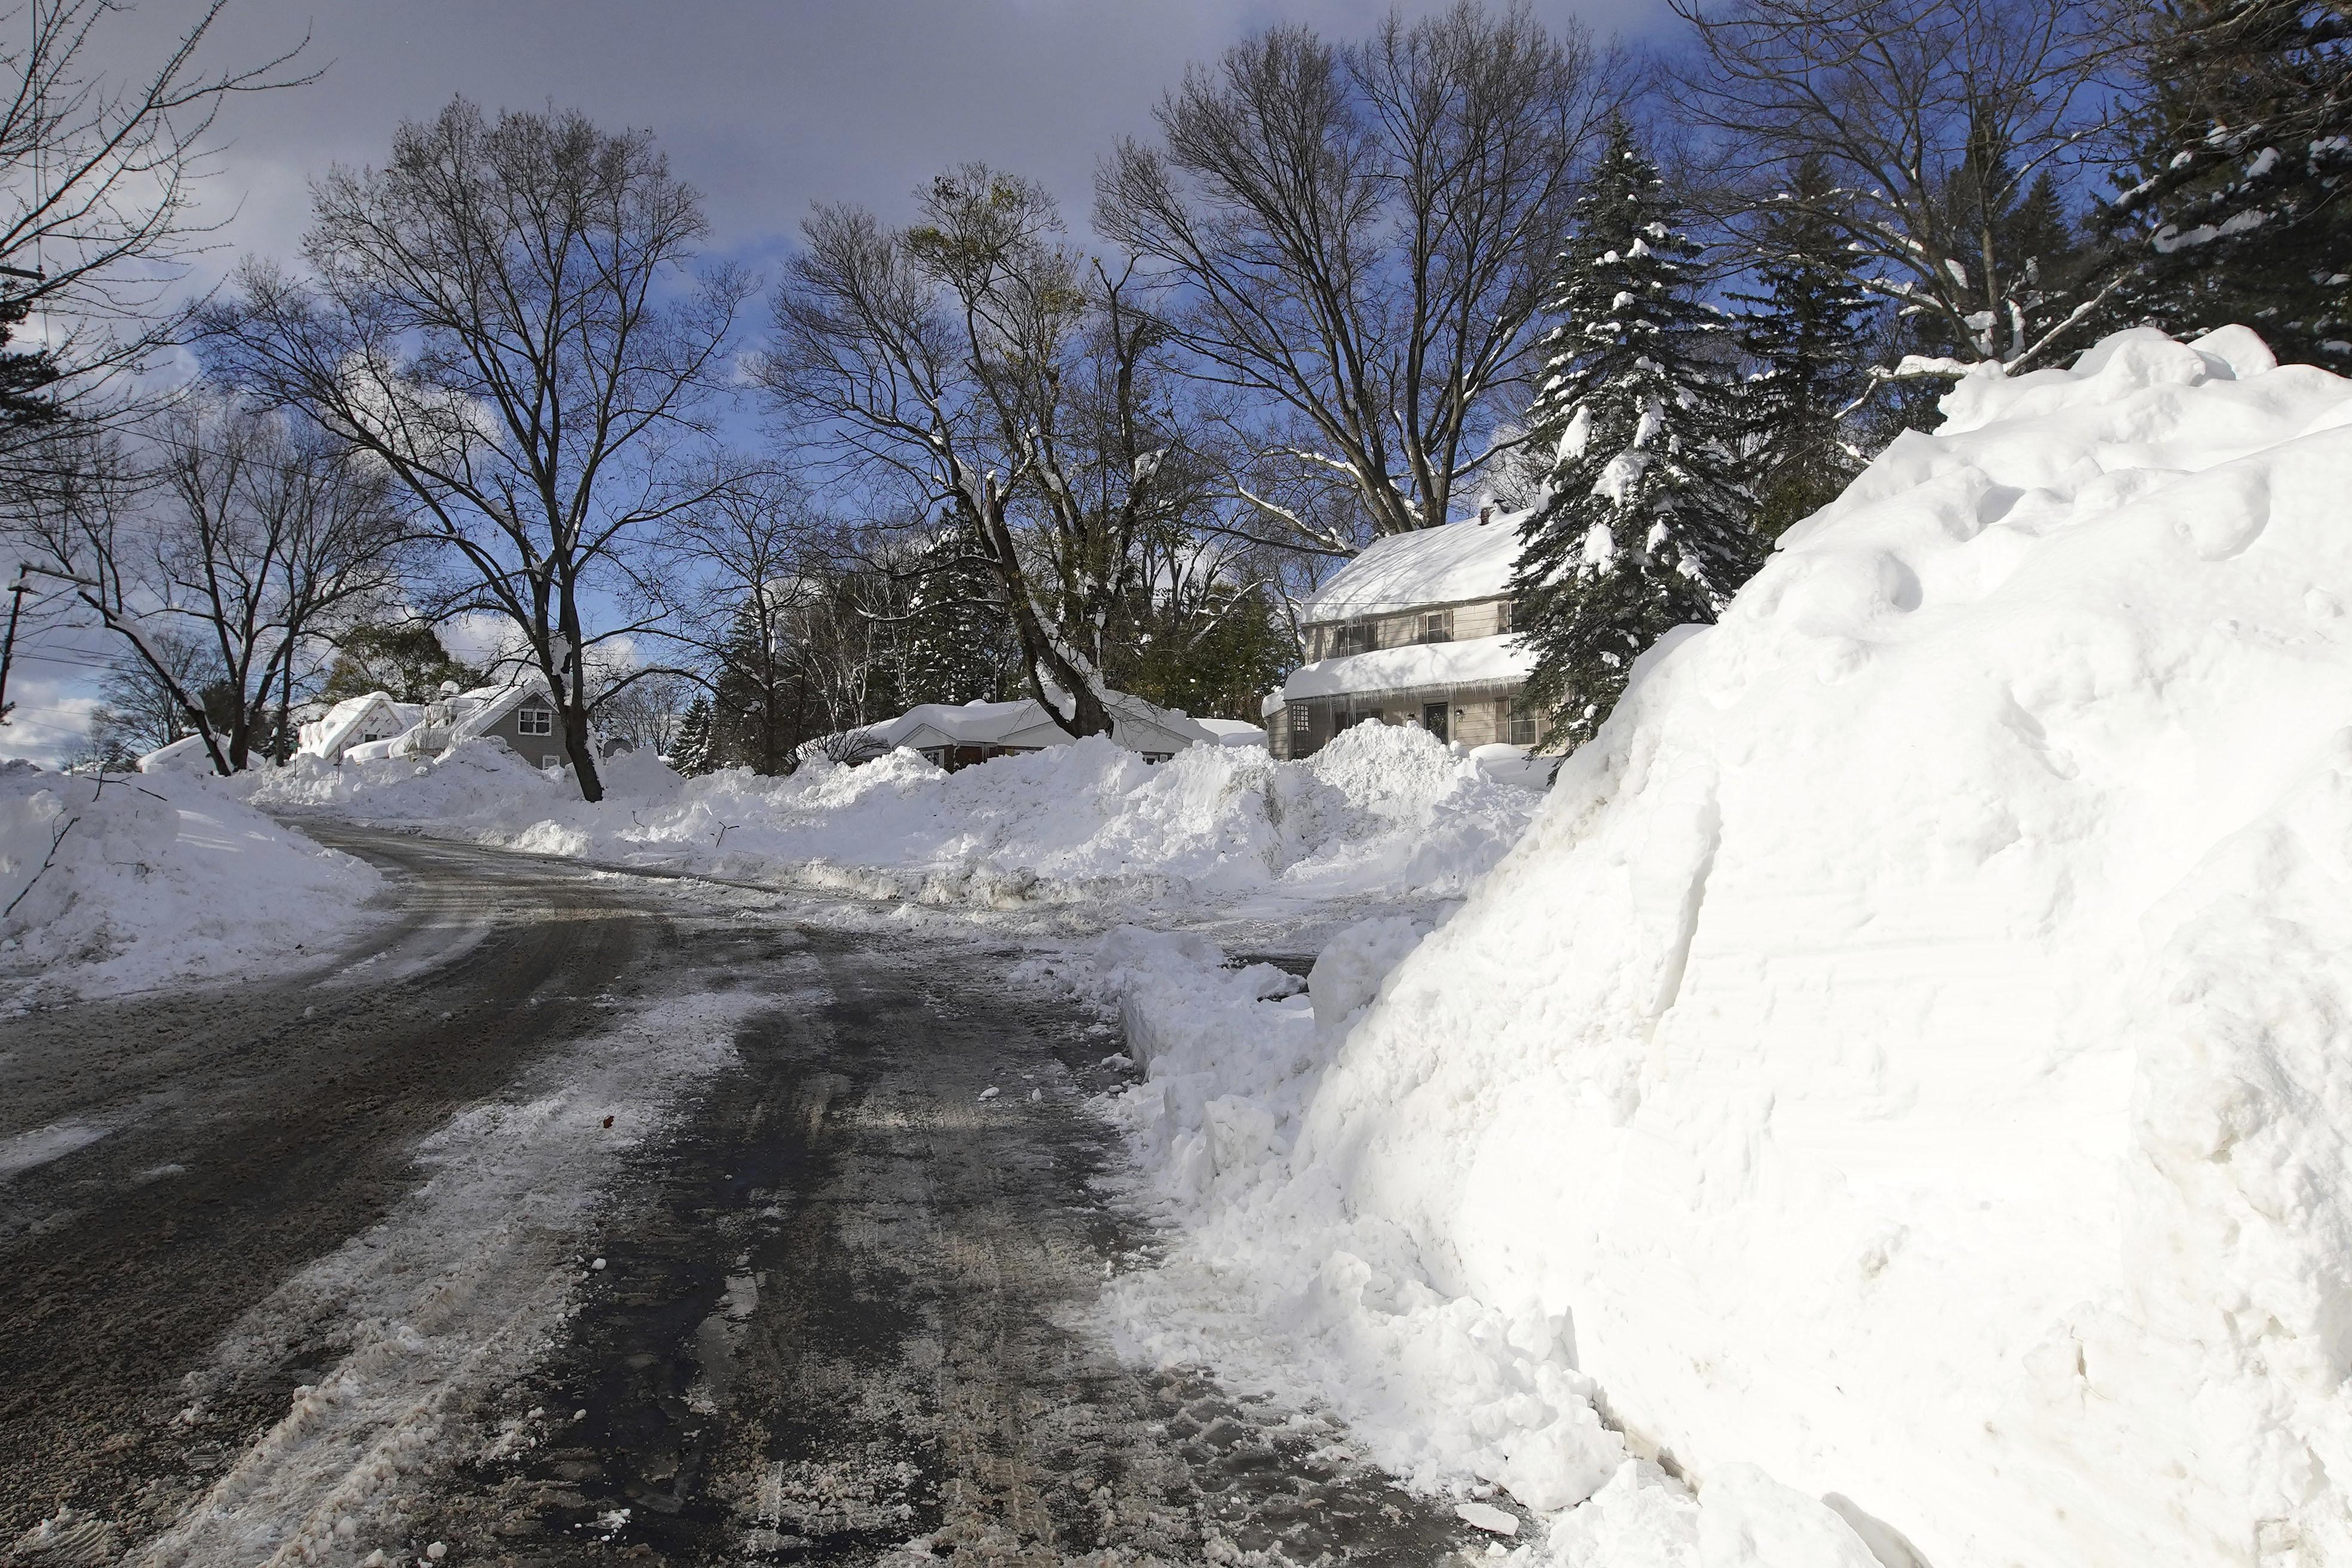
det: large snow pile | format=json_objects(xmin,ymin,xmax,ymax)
[
  {"xmin": 0, "ymin": 762, "xmax": 381, "ymax": 1002},
  {"xmin": 249, "ymin": 722, "xmax": 1538, "ymax": 912},
  {"xmin": 1059, "ymin": 327, "xmax": 2352, "ymax": 1567}
]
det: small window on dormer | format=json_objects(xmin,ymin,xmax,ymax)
[
  {"xmin": 1496, "ymin": 598, "xmax": 1514, "ymax": 634},
  {"xmin": 1420, "ymin": 610, "xmax": 1453, "ymax": 644}
]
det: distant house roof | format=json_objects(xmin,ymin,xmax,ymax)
[
  {"xmin": 137, "ymin": 734, "xmax": 216, "ymax": 773},
  {"xmin": 865, "ymin": 688, "xmax": 1217, "ymax": 758},
  {"xmin": 1196, "ymin": 718, "xmax": 1268, "ymax": 748},
  {"xmin": 448, "ymin": 679, "xmax": 555, "ymax": 743},
  {"xmin": 1282, "ymin": 634, "xmax": 1535, "ymax": 702},
  {"xmin": 1301, "ymin": 509, "xmax": 1526, "ymax": 623},
  {"xmin": 298, "ymin": 692, "xmax": 419, "ymax": 759}
]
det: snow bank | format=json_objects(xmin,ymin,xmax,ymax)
[
  {"xmin": 249, "ymin": 722, "xmax": 1539, "ymax": 913},
  {"xmin": 1061, "ymin": 328, "xmax": 2352, "ymax": 1567},
  {"xmin": 0, "ymin": 762, "xmax": 381, "ymax": 1002}
]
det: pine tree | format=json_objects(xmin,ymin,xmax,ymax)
[
  {"xmin": 1732, "ymin": 159, "xmax": 1874, "ymax": 540},
  {"xmin": 0, "ymin": 296, "xmax": 60, "ymax": 435},
  {"xmin": 1512, "ymin": 120, "xmax": 1762, "ymax": 749},
  {"xmin": 894, "ymin": 535, "xmax": 1018, "ymax": 709},
  {"xmin": 2106, "ymin": 0, "xmax": 2352, "ymax": 363},
  {"xmin": 670, "ymin": 696, "xmax": 715, "ymax": 776}
]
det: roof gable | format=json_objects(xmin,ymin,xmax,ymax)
[
  {"xmin": 450, "ymin": 680, "xmax": 555, "ymax": 742},
  {"xmin": 312, "ymin": 691, "xmax": 406, "ymax": 754}
]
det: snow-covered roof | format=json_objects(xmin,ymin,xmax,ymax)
[
  {"xmin": 865, "ymin": 690, "xmax": 1216, "ymax": 757},
  {"xmin": 138, "ymin": 734, "xmax": 216, "ymax": 773},
  {"xmin": 298, "ymin": 692, "xmax": 419, "ymax": 758},
  {"xmin": 1281, "ymin": 634, "xmax": 1535, "ymax": 702},
  {"xmin": 1196, "ymin": 718, "xmax": 1269, "ymax": 748},
  {"xmin": 1301, "ymin": 509, "xmax": 1526, "ymax": 623},
  {"xmin": 449, "ymin": 680, "xmax": 555, "ymax": 743},
  {"xmin": 869, "ymin": 698, "xmax": 1039, "ymax": 751}
]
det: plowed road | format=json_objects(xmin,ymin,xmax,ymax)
[{"xmin": 0, "ymin": 825, "xmax": 1479, "ymax": 1567}]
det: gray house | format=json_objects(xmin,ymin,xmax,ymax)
[{"xmin": 449, "ymin": 682, "xmax": 567, "ymax": 768}]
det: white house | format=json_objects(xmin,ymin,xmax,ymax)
[
  {"xmin": 1269, "ymin": 507, "xmax": 1546, "ymax": 760},
  {"xmin": 864, "ymin": 688, "xmax": 1216, "ymax": 771},
  {"xmin": 295, "ymin": 692, "xmax": 421, "ymax": 764}
]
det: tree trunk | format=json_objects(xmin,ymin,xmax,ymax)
[
  {"xmin": 562, "ymin": 697, "xmax": 604, "ymax": 801},
  {"xmin": 555, "ymin": 588, "xmax": 605, "ymax": 801}
]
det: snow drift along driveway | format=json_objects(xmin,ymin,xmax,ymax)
[
  {"xmin": 1076, "ymin": 327, "xmax": 2352, "ymax": 1568},
  {"xmin": 1308, "ymin": 327, "xmax": 2352, "ymax": 1566}
]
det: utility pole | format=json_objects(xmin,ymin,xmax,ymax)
[{"xmin": 0, "ymin": 571, "xmax": 28, "ymax": 725}]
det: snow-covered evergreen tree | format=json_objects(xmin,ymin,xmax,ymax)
[
  {"xmin": 1512, "ymin": 120, "xmax": 1762, "ymax": 749},
  {"xmin": 2106, "ymin": 0, "xmax": 2352, "ymax": 363},
  {"xmin": 670, "ymin": 696, "xmax": 715, "ymax": 776},
  {"xmin": 1732, "ymin": 158, "xmax": 1875, "ymax": 539}
]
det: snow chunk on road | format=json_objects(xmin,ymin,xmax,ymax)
[
  {"xmin": 0, "ymin": 764, "xmax": 379, "ymax": 1002},
  {"xmin": 1456, "ymin": 1500, "xmax": 1520, "ymax": 1536}
]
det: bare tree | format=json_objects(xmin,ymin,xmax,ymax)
[
  {"xmin": 10, "ymin": 425, "xmax": 235, "ymax": 768},
  {"xmin": 0, "ymin": 0, "xmax": 311, "ymax": 449},
  {"xmin": 760, "ymin": 166, "xmax": 1211, "ymax": 740},
  {"xmin": 152, "ymin": 393, "xmax": 411, "ymax": 768},
  {"xmin": 1095, "ymin": 0, "xmax": 1616, "ymax": 548},
  {"xmin": 583, "ymin": 663, "xmax": 690, "ymax": 755},
  {"xmin": 1673, "ymin": 0, "xmax": 2130, "ymax": 376},
  {"xmin": 8, "ymin": 400, "xmax": 408, "ymax": 774},
  {"xmin": 200, "ymin": 99, "xmax": 750, "ymax": 800},
  {"xmin": 664, "ymin": 466, "xmax": 829, "ymax": 774},
  {"xmin": 86, "ymin": 626, "xmax": 212, "ymax": 764}
]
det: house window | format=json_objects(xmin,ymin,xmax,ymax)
[
  {"xmin": 1334, "ymin": 620, "xmax": 1373, "ymax": 656},
  {"xmin": 543, "ymin": 754, "xmax": 563, "ymax": 770},
  {"xmin": 1495, "ymin": 598, "xmax": 1514, "ymax": 634},
  {"xmin": 1290, "ymin": 706, "xmax": 1313, "ymax": 737},
  {"xmin": 516, "ymin": 703, "xmax": 553, "ymax": 736},
  {"xmin": 1508, "ymin": 709, "xmax": 1537, "ymax": 746},
  {"xmin": 1420, "ymin": 610, "xmax": 1453, "ymax": 644}
]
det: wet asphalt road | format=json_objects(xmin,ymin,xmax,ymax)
[{"xmin": 0, "ymin": 825, "xmax": 1483, "ymax": 1567}]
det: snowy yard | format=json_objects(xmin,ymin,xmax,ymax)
[{"xmin": 1021, "ymin": 326, "xmax": 2352, "ymax": 1567}]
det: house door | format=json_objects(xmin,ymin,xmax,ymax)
[{"xmin": 1422, "ymin": 701, "xmax": 1448, "ymax": 742}]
